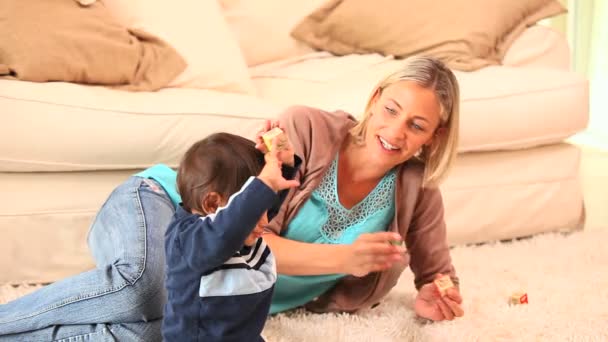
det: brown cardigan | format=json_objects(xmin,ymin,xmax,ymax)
[{"xmin": 265, "ymin": 105, "xmax": 457, "ymax": 313}]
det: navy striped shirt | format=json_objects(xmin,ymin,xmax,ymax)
[{"xmin": 163, "ymin": 177, "xmax": 280, "ymax": 342}]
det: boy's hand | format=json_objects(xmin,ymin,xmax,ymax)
[
  {"xmin": 255, "ymin": 120, "xmax": 295, "ymax": 167},
  {"xmin": 257, "ymin": 144, "xmax": 300, "ymax": 192}
]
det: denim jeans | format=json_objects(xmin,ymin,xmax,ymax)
[{"xmin": 0, "ymin": 176, "xmax": 175, "ymax": 342}]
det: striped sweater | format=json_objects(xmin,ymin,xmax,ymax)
[{"xmin": 162, "ymin": 175, "xmax": 291, "ymax": 342}]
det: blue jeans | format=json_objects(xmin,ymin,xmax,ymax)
[{"xmin": 0, "ymin": 177, "xmax": 175, "ymax": 341}]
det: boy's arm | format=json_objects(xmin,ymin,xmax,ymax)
[
  {"xmin": 177, "ymin": 177, "xmax": 278, "ymax": 272},
  {"xmin": 268, "ymin": 155, "xmax": 302, "ymax": 221}
]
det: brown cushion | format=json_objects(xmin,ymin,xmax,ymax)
[
  {"xmin": 0, "ymin": 0, "xmax": 186, "ymax": 91},
  {"xmin": 291, "ymin": 0, "xmax": 566, "ymax": 71}
]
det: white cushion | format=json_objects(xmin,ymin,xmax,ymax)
[
  {"xmin": 0, "ymin": 170, "xmax": 132, "ymax": 284},
  {"xmin": 442, "ymin": 143, "xmax": 584, "ymax": 245},
  {"xmin": 0, "ymin": 80, "xmax": 281, "ymax": 172},
  {"xmin": 220, "ymin": 0, "xmax": 326, "ymax": 66},
  {"xmin": 103, "ymin": 0, "xmax": 255, "ymax": 94},
  {"xmin": 503, "ymin": 25, "xmax": 570, "ymax": 70}
]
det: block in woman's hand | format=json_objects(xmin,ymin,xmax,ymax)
[{"xmin": 434, "ymin": 275, "xmax": 454, "ymax": 296}]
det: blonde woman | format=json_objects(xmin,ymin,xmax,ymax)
[{"xmin": 258, "ymin": 56, "xmax": 464, "ymax": 320}]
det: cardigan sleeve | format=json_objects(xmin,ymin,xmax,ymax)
[
  {"xmin": 264, "ymin": 105, "xmax": 315, "ymax": 235},
  {"xmin": 406, "ymin": 186, "xmax": 459, "ymax": 290},
  {"xmin": 264, "ymin": 105, "xmax": 356, "ymax": 237}
]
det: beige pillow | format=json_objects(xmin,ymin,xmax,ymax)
[
  {"xmin": 0, "ymin": 0, "xmax": 186, "ymax": 91},
  {"xmin": 220, "ymin": 0, "xmax": 326, "ymax": 66},
  {"xmin": 292, "ymin": 0, "xmax": 566, "ymax": 71},
  {"xmin": 103, "ymin": 0, "xmax": 255, "ymax": 94}
]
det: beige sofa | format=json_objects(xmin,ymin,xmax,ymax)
[{"xmin": 0, "ymin": 1, "xmax": 588, "ymax": 284}]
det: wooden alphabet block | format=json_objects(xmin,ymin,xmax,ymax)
[
  {"xmin": 262, "ymin": 127, "xmax": 284, "ymax": 151},
  {"xmin": 434, "ymin": 275, "xmax": 454, "ymax": 296},
  {"xmin": 509, "ymin": 292, "xmax": 528, "ymax": 305}
]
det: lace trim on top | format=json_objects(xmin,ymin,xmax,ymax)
[{"xmin": 316, "ymin": 158, "xmax": 396, "ymax": 242}]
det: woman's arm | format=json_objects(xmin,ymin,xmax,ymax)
[
  {"xmin": 263, "ymin": 231, "xmax": 405, "ymax": 276},
  {"xmin": 406, "ymin": 187, "xmax": 458, "ymax": 290},
  {"xmin": 263, "ymin": 233, "xmax": 350, "ymax": 275}
]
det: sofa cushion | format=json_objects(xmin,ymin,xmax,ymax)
[
  {"xmin": 441, "ymin": 143, "xmax": 584, "ymax": 245},
  {"xmin": 0, "ymin": 0, "xmax": 185, "ymax": 91},
  {"xmin": 103, "ymin": 0, "xmax": 255, "ymax": 94},
  {"xmin": 503, "ymin": 26, "xmax": 570, "ymax": 70},
  {"xmin": 0, "ymin": 144, "xmax": 584, "ymax": 284},
  {"xmin": 0, "ymin": 170, "xmax": 132, "ymax": 284},
  {"xmin": 250, "ymin": 53, "xmax": 588, "ymax": 152},
  {"xmin": 0, "ymin": 80, "xmax": 281, "ymax": 172},
  {"xmin": 220, "ymin": 0, "xmax": 326, "ymax": 66},
  {"xmin": 291, "ymin": 0, "xmax": 566, "ymax": 71}
]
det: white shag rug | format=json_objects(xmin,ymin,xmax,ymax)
[{"xmin": 2, "ymin": 229, "xmax": 608, "ymax": 342}]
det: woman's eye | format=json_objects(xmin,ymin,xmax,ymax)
[
  {"xmin": 384, "ymin": 106, "xmax": 397, "ymax": 115},
  {"xmin": 411, "ymin": 122, "xmax": 425, "ymax": 132}
]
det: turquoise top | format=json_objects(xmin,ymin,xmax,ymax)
[
  {"xmin": 135, "ymin": 164, "xmax": 181, "ymax": 206},
  {"xmin": 270, "ymin": 157, "xmax": 396, "ymax": 314}
]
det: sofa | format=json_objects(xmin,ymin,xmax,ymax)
[{"xmin": 0, "ymin": 0, "xmax": 588, "ymax": 284}]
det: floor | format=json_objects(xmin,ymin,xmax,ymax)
[
  {"xmin": 263, "ymin": 228, "xmax": 608, "ymax": 341},
  {"xmin": 5, "ymin": 226, "xmax": 608, "ymax": 341}
]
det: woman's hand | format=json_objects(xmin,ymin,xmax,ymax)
[
  {"xmin": 255, "ymin": 120, "xmax": 295, "ymax": 167},
  {"xmin": 414, "ymin": 274, "xmax": 464, "ymax": 321},
  {"xmin": 344, "ymin": 232, "xmax": 406, "ymax": 277}
]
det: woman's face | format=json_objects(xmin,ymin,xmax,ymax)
[{"xmin": 365, "ymin": 81, "xmax": 441, "ymax": 168}]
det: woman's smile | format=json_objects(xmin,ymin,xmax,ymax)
[{"xmin": 377, "ymin": 135, "xmax": 402, "ymax": 152}]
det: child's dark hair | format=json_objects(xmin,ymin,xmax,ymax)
[{"xmin": 177, "ymin": 133, "xmax": 264, "ymax": 213}]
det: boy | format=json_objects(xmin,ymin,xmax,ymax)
[{"xmin": 162, "ymin": 132, "xmax": 301, "ymax": 342}]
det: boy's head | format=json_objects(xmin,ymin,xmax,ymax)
[{"xmin": 177, "ymin": 132, "xmax": 264, "ymax": 215}]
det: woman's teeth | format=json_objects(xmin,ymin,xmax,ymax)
[{"xmin": 379, "ymin": 137, "xmax": 399, "ymax": 150}]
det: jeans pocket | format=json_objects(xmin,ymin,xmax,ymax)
[{"xmin": 86, "ymin": 178, "xmax": 147, "ymax": 286}]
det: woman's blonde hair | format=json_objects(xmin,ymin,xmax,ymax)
[{"xmin": 350, "ymin": 56, "xmax": 460, "ymax": 188}]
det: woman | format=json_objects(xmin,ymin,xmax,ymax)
[
  {"xmin": 0, "ymin": 56, "xmax": 462, "ymax": 342},
  {"xmin": 260, "ymin": 56, "xmax": 463, "ymax": 319}
]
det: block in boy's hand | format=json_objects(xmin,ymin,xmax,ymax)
[
  {"xmin": 434, "ymin": 275, "xmax": 454, "ymax": 297},
  {"xmin": 262, "ymin": 127, "xmax": 284, "ymax": 151}
]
